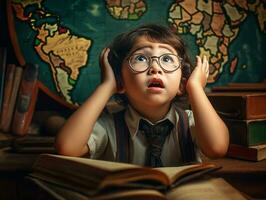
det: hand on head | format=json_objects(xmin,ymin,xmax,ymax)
[
  {"xmin": 99, "ymin": 48, "xmax": 118, "ymax": 95},
  {"xmin": 186, "ymin": 55, "xmax": 209, "ymax": 90}
]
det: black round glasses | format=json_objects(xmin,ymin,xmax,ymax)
[{"xmin": 128, "ymin": 53, "xmax": 182, "ymax": 73}]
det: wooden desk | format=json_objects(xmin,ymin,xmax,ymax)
[
  {"xmin": 0, "ymin": 145, "xmax": 266, "ymax": 199},
  {"xmin": 209, "ymin": 158, "xmax": 266, "ymax": 199}
]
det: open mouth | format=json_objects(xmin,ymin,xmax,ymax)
[{"xmin": 148, "ymin": 79, "xmax": 164, "ymax": 88}]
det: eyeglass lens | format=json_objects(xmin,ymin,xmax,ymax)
[{"xmin": 129, "ymin": 54, "xmax": 181, "ymax": 72}]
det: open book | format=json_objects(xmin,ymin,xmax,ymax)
[
  {"xmin": 27, "ymin": 176, "xmax": 248, "ymax": 200},
  {"xmin": 29, "ymin": 154, "xmax": 221, "ymax": 198}
]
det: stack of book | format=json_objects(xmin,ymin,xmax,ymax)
[
  {"xmin": 0, "ymin": 53, "xmax": 76, "ymax": 137},
  {"xmin": 0, "ymin": 59, "xmax": 39, "ymax": 136},
  {"xmin": 208, "ymin": 83, "xmax": 266, "ymax": 161}
]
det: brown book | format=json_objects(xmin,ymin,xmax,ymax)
[
  {"xmin": 12, "ymin": 63, "xmax": 39, "ymax": 136},
  {"xmin": 29, "ymin": 154, "xmax": 220, "ymax": 198},
  {"xmin": 227, "ymin": 144, "xmax": 266, "ymax": 161},
  {"xmin": 1, "ymin": 65, "xmax": 23, "ymax": 132},
  {"xmin": 12, "ymin": 135, "xmax": 56, "ymax": 153},
  {"xmin": 28, "ymin": 173, "xmax": 247, "ymax": 200},
  {"xmin": 224, "ymin": 118, "xmax": 266, "ymax": 146},
  {"xmin": 0, "ymin": 64, "xmax": 16, "ymax": 131},
  {"xmin": 0, "ymin": 48, "xmax": 7, "ymax": 114},
  {"xmin": 207, "ymin": 92, "xmax": 266, "ymax": 120}
]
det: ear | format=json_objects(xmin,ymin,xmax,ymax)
[
  {"xmin": 117, "ymin": 86, "xmax": 125, "ymax": 94},
  {"xmin": 177, "ymin": 77, "xmax": 187, "ymax": 96},
  {"xmin": 117, "ymin": 80, "xmax": 126, "ymax": 94}
]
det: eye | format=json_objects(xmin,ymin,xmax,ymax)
[
  {"xmin": 134, "ymin": 54, "xmax": 148, "ymax": 63},
  {"xmin": 161, "ymin": 54, "xmax": 174, "ymax": 63}
]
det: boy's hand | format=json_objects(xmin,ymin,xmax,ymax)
[
  {"xmin": 186, "ymin": 55, "xmax": 209, "ymax": 91},
  {"xmin": 99, "ymin": 48, "xmax": 117, "ymax": 94}
]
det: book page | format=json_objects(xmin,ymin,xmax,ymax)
[
  {"xmin": 40, "ymin": 154, "xmax": 143, "ymax": 171},
  {"xmin": 166, "ymin": 178, "xmax": 247, "ymax": 200},
  {"xmin": 156, "ymin": 163, "xmax": 217, "ymax": 184},
  {"xmin": 156, "ymin": 164, "xmax": 200, "ymax": 183},
  {"xmin": 34, "ymin": 154, "xmax": 170, "ymax": 188},
  {"xmin": 29, "ymin": 177, "xmax": 167, "ymax": 200},
  {"xmin": 34, "ymin": 154, "xmax": 217, "ymax": 191}
]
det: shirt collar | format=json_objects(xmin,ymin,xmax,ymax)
[{"xmin": 125, "ymin": 104, "xmax": 176, "ymax": 138}]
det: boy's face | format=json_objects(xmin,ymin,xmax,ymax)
[{"xmin": 120, "ymin": 36, "xmax": 182, "ymax": 110}]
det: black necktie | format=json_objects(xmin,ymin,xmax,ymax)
[{"xmin": 139, "ymin": 119, "xmax": 173, "ymax": 167}]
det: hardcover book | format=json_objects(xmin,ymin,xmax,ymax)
[
  {"xmin": 227, "ymin": 143, "xmax": 266, "ymax": 161},
  {"xmin": 0, "ymin": 64, "xmax": 16, "ymax": 131},
  {"xmin": 224, "ymin": 118, "xmax": 266, "ymax": 146},
  {"xmin": 12, "ymin": 135, "xmax": 56, "ymax": 153},
  {"xmin": 207, "ymin": 92, "xmax": 266, "ymax": 120},
  {"xmin": 12, "ymin": 63, "xmax": 39, "ymax": 136},
  {"xmin": 0, "ymin": 48, "xmax": 7, "ymax": 114},
  {"xmin": 28, "ymin": 176, "xmax": 247, "ymax": 200},
  {"xmin": 1, "ymin": 65, "xmax": 23, "ymax": 132},
  {"xmin": 29, "ymin": 154, "xmax": 221, "ymax": 198}
]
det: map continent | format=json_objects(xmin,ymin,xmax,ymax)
[
  {"xmin": 168, "ymin": 0, "xmax": 266, "ymax": 83},
  {"xmin": 9, "ymin": 0, "xmax": 266, "ymax": 105},
  {"xmin": 106, "ymin": 0, "xmax": 147, "ymax": 20},
  {"xmin": 12, "ymin": 0, "xmax": 91, "ymax": 104}
]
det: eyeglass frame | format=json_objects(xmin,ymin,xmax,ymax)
[{"xmin": 126, "ymin": 53, "xmax": 183, "ymax": 73}]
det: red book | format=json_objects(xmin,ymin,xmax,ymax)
[
  {"xmin": 12, "ymin": 63, "xmax": 39, "ymax": 136},
  {"xmin": 0, "ymin": 64, "xmax": 16, "ymax": 131},
  {"xmin": 227, "ymin": 144, "xmax": 266, "ymax": 161}
]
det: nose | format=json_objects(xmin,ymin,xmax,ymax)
[{"xmin": 148, "ymin": 59, "xmax": 163, "ymax": 74}]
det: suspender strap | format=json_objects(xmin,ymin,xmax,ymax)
[
  {"xmin": 176, "ymin": 107, "xmax": 197, "ymax": 163},
  {"xmin": 113, "ymin": 108, "xmax": 197, "ymax": 164},
  {"xmin": 113, "ymin": 111, "xmax": 130, "ymax": 163}
]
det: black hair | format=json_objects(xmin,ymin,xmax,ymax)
[{"xmin": 107, "ymin": 24, "xmax": 193, "ymax": 108}]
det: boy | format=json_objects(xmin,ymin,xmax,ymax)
[{"xmin": 56, "ymin": 24, "xmax": 229, "ymax": 167}]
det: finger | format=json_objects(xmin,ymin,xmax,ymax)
[
  {"xmin": 196, "ymin": 56, "xmax": 202, "ymax": 68},
  {"xmin": 99, "ymin": 48, "xmax": 105, "ymax": 67},
  {"xmin": 103, "ymin": 48, "xmax": 111, "ymax": 67},
  {"xmin": 203, "ymin": 56, "xmax": 209, "ymax": 78},
  {"xmin": 99, "ymin": 48, "xmax": 108, "ymax": 67}
]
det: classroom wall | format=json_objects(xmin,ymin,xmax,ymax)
[{"xmin": 2, "ymin": 0, "xmax": 266, "ymax": 105}]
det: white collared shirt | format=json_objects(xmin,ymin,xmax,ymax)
[{"xmin": 87, "ymin": 104, "xmax": 202, "ymax": 166}]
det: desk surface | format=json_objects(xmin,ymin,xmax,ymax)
[
  {"xmin": 1, "ymin": 133, "xmax": 266, "ymax": 199},
  {"xmin": 207, "ymin": 157, "xmax": 266, "ymax": 174},
  {"xmin": 205, "ymin": 157, "xmax": 266, "ymax": 199}
]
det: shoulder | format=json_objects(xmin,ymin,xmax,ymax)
[{"xmin": 97, "ymin": 110, "xmax": 115, "ymax": 127}]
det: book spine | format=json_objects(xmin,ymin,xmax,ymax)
[
  {"xmin": 227, "ymin": 144, "xmax": 258, "ymax": 161},
  {"xmin": 247, "ymin": 95, "xmax": 266, "ymax": 119},
  {"xmin": 227, "ymin": 144, "xmax": 266, "ymax": 161},
  {"xmin": 0, "ymin": 48, "xmax": 7, "ymax": 114},
  {"xmin": 224, "ymin": 119, "xmax": 266, "ymax": 146},
  {"xmin": 4, "ymin": 66, "xmax": 23, "ymax": 132},
  {"xmin": 12, "ymin": 63, "xmax": 39, "ymax": 136},
  {"xmin": 0, "ymin": 64, "xmax": 16, "ymax": 131},
  {"xmin": 207, "ymin": 95, "xmax": 247, "ymax": 119},
  {"xmin": 208, "ymin": 93, "xmax": 266, "ymax": 120}
]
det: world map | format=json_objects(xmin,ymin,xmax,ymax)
[{"xmin": 9, "ymin": 0, "xmax": 266, "ymax": 105}]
